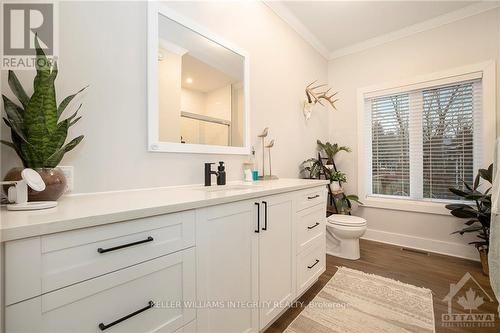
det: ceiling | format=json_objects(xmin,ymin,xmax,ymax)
[
  {"xmin": 266, "ymin": 1, "xmax": 499, "ymax": 59},
  {"xmin": 158, "ymin": 13, "xmax": 244, "ymax": 81},
  {"xmin": 181, "ymin": 54, "xmax": 237, "ymax": 93}
]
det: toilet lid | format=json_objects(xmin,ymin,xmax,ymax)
[{"xmin": 327, "ymin": 214, "xmax": 367, "ymax": 227}]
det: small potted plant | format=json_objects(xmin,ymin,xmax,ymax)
[
  {"xmin": 317, "ymin": 140, "xmax": 351, "ymax": 169},
  {"xmin": 2, "ymin": 37, "xmax": 86, "ymax": 201},
  {"xmin": 330, "ymin": 171, "xmax": 346, "ymax": 192},
  {"xmin": 446, "ymin": 164, "xmax": 492, "ymax": 275}
]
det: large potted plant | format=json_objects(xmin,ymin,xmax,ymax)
[
  {"xmin": 446, "ymin": 164, "xmax": 492, "ymax": 275},
  {"xmin": 2, "ymin": 37, "xmax": 85, "ymax": 201}
]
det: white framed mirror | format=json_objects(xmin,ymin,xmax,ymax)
[{"xmin": 147, "ymin": 2, "xmax": 250, "ymax": 154}]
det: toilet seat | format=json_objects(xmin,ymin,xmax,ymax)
[{"xmin": 327, "ymin": 214, "xmax": 367, "ymax": 227}]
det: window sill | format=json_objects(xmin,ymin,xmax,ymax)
[{"xmin": 359, "ymin": 196, "xmax": 461, "ymax": 216}]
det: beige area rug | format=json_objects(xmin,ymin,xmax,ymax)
[{"xmin": 285, "ymin": 267, "xmax": 435, "ymax": 333}]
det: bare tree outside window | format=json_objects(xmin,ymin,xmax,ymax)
[
  {"xmin": 423, "ymin": 83, "xmax": 474, "ymax": 200},
  {"xmin": 371, "ymin": 94, "xmax": 410, "ymax": 196}
]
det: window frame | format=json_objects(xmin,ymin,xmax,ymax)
[{"xmin": 357, "ymin": 61, "xmax": 496, "ymax": 215}]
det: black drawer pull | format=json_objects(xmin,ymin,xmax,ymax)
[
  {"xmin": 307, "ymin": 222, "xmax": 320, "ymax": 229},
  {"xmin": 255, "ymin": 202, "xmax": 260, "ymax": 233},
  {"xmin": 97, "ymin": 236, "xmax": 154, "ymax": 254},
  {"xmin": 98, "ymin": 300, "xmax": 154, "ymax": 331},
  {"xmin": 307, "ymin": 194, "xmax": 320, "ymax": 200},
  {"xmin": 262, "ymin": 201, "xmax": 268, "ymax": 231},
  {"xmin": 308, "ymin": 259, "xmax": 320, "ymax": 269}
]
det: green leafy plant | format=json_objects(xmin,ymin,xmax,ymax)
[
  {"xmin": 1, "ymin": 37, "xmax": 85, "ymax": 168},
  {"xmin": 445, "ymin": 163, "xmax": 492, "ymax": 251},
  {"xmin": 330, "ymin": 170, "xmax": 347, "ymax": 183},
  {"xmin": 300, "ymin": 158, "xmax": 322, "ymax": 179},
  {"xmin": 335, "ymin": 194, "xmax": 363, "ymax": 214},
  {"xmin": 317, "ymin": 140, "xmax": 351, "ymax": 164}
]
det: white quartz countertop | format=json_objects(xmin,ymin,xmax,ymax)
[{"xmin": 0, "ymin": 178, "xmax": 328, "ymax": 242}]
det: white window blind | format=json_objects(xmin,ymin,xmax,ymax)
[{"xmin": 365, "ymin": 76, "xmax": 482, "ymax": 202}]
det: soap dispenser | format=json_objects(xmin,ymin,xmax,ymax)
[{"xmin": 217, "ymin": 161, "xmax": 226, "ymax": 185}]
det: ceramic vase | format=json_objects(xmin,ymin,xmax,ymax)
[{"xmin": 330, "ymin": 182, "xmax": 341, "ymax": 192}]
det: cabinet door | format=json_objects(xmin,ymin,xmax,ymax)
[
  {"xmin": 196, "ymin": 200, "xmax": 259, "ymax": 333},
  {"xmin": 258, "ymin": 193, "xmax": 295, "ymax": 329}
]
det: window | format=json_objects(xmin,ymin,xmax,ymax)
[{"xmin": 365, "ymin": 75, "xmax": 482, "ymax": 203}]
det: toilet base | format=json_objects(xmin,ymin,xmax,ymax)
[{"xmin": 327, "ymin": 238, "xmax": 360, "ymax": 260}]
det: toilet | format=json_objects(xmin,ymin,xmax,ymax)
[{"xmin": 326, "ymin": 214, "xmax": 367, "ymax": 260}]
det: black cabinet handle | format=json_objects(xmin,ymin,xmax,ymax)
[
  {"xmin": 307, "ymin": 259, "xmax": 320, "ymax": 269},
  {"xmin": 307, "ymin": 222, "xmax": 320, "ymax": 230},
  {"xmin": 262, "ymin": 201, "xmax": 268, "ymax": 231},
  {"xmin": 98, "ymin": 300, "xmax": 154, "ymax": 331},
  {"xmin": 255, "ymin": 202, "xmax": 260, "ymax": 233},
  {"xmin": 97, "ymin": 236, "xmax": 154, "ymax": 254},
  {"xmin": 307, "ymin": 194, "xmax": 320, "ymax": 200}
]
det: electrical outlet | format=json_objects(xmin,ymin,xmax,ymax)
[{"xmin": 58, "ymin": 166, "xmax": 74, "ymax": 192}]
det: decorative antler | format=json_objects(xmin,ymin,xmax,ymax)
[{"xmin": 305, "ymin": 80, "xmax": 338, "ymax": 110}]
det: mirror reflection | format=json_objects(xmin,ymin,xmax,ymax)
[{"xmin": 157, "ymin": 14, "xmax": 245, "ymax": 147}]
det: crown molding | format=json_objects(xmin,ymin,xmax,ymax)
[
  {"xmin": 329, "ymin": 2, "xmax": 500, "ymax": 60},
  {"xmin": 263, "ymin": 1, "xmax": 330, "ymax": 60}
]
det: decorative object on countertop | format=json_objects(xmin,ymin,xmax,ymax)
[
  {"xmin": 243, "ymin": 146, "xmax": 257, "ymax": 182},
  {"xmin": 257, "ymin": 127, "xmax": 269, "ymax": 177},
  {"xmin": 446, "ymin": 163, "xmax": 492, "ymax": 275},
  {"xmin": 1, "ymin": 36, "xmax": 86, "ymax": 201},
  {"xmin": 1, "ymin": 168, "xmax": 57, "ymax": 210},
  {"xmin": 303, "ymin": 80, "xmax": 338, "ymax": 120},
  {"xmin": 260, "ymin": 139, "xmax": 278, "ymax": 180}
]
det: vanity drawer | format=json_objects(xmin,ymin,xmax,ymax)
[
  {"xmin": 6, "ymin": 248, "xmax": 196, "ymax": 333},
  {"xmin": 5, "ymin": 210, "xmax": 195, "ymax": 305},
  {"xmin": 297, "ymin": 204, "xmax": 326, "ymax": 254},
  {"xmin": 296, "ymin": 187, "xmax": 326, "ymax": 212},
  {"xmin": 297, "ymin": 238, "xmax": 326, "ymax": 296}
]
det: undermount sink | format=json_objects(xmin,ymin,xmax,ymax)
[{"xmin": 198, "ymin": 184, "xmax": 264, "ymax": 192}]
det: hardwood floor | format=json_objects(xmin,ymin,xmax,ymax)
[{"xmin": 266, "ymin": 239, "xmax": 499, "ymax": 333}]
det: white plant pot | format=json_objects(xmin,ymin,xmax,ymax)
[
  {"xmin": 330, "ymin": 182, "xmax": 341, "ymax": 192},
  {"xmin": 325, "ymin": 164, "xmax": 334, "ymax": 170}
]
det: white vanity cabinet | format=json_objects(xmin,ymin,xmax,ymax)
[
  {"xmin": 196, "ymin": 188, "xmax": 326, "ymax": 333},
  {"xmin": 1, "ymin": 180, "xmax": 327, "ymax": 333}
]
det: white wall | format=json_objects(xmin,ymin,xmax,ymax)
[
  {"xmin": 158, "ymin": 48, "xmax": 182, "ymax": 142},
  {"xmin": 0, "ymin": 1, "xmax": 328, "ymax": 193},
  {"xmin": 328, "ymin": 9, "xmax": 500, "ymax": 260}
]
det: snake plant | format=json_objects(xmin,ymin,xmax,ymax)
[{"xmin": 1, "ymin": 37, "xmax": 85, "ymax": 168}]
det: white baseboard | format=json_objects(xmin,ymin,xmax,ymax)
[{"xmin": 362, "ymin": 228, "xmax": 480, "ymax": 262}]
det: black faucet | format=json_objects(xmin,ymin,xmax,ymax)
[
  {"xmin": 204, "ymin": 163, "xmax": 217, "ymax": 186},
  {"xmin": 204, "ymin": 162, "xmax": 226, "ymax": 186}
]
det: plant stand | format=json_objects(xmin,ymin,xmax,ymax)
[{"xmin": 316, "ymin": 153, "xmax": 351, "ymax": 216}]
